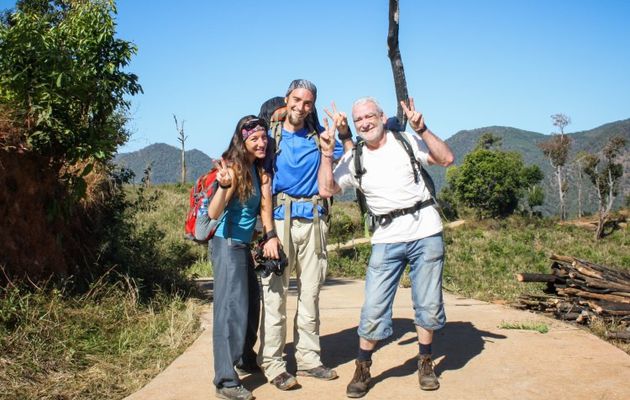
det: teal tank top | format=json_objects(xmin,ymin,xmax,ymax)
[{"xmin": 215, "ymin": 166, "xmax": 261, "ymax": 244}]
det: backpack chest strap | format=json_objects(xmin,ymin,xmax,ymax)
[{"xmin": 374, "ymin": 198, "xmax": 435, "ymax": 228}]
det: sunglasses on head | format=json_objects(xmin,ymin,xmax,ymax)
[{"xmin": 243, "ymin": 118, "xmax": 267, "ymax": 131}]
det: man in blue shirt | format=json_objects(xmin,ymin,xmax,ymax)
[{"xmin": 257, "ymin": 79, "xmax": 352, "ymax": 391}]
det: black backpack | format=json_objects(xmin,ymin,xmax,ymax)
[{"xmin": 353, "ymin": 118, "xmax": 437, "ymax": 230}]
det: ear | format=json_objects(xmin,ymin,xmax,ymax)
[
  {"xmin": 381, "ymin": 113, "xmax": 388, "ymax": 124},
  {"xmin": 284, "ymin": 97, "xmax": 288, "ymax": 104}
]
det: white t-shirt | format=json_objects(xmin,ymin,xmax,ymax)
[{"xmin": 333, "ymin": 131, "xmax": 443, "ymax": 244}]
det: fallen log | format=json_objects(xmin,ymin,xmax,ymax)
[
  {"xmin": 556, "ymin": 312, "xmax": 582, "ymax": 320},
  {"xmin": 583, "ymin": 300, "xmax": 630, "ymax": 316},
  {"xmin": 516, "ymin": 273, "xmax": 559, "ymax": 283},
  {"xmin": 557, "ymin": 288, "xmax": 630, "ymax": 304},
  {"xmin": 518, "ymin": 255, "xmax": 630, "ymax": 331}
]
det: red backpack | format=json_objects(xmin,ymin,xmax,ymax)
[{"xmin": 184, "ymin": 168, "xmax": 225, "ymax": 243}]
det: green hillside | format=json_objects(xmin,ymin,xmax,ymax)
[
  {"xmin": 114, "ymin": 143, "xmax": 214, "ymax": 184},
  {"xmin": 429, "ymin": 119, "xmax": 630, "ymax": 216},
  {"xmin": 115, "ymin": 119, "xmax": 630, "ymax": 215}
]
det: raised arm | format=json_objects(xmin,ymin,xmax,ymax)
[
  {"xmin": 317, "ymin": 117, "xmax": 343, "ymax": 198},
  {"xmin": 401, "ymin": 98, "xmax": 454, "ymax": 167},
  {"xmin": 325, "ymin": 101, "xmax": 354, "ymax": 153},
  {"xmin": 208, "ymin": 159, "xmax": 236, "ymax": 219}
]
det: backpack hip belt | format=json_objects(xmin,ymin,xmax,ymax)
[
  {"xmin": 274, "ymin": 192, "xmax": 328, "ymax": 257},
  {"xmin": 374, "ymin": 198, "xmax": 435, "ymax": 227}
]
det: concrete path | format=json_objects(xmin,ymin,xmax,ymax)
[{"xmin": 126, "ymin": 278, "xmax": 630, "ymax": 400}]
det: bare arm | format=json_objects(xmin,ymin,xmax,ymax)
[
  {"xmin": 208, "ymin": 161, "xmax": 235, "ymax": 219},
  {"xmin": 317, "ymin": 118, "xmax": 343, "ymax": 198},
  {"xmin": 401, "ymin": 98, "xmax": 454, "ymax": 166},
  {"xmin": 260, "ymin": 170, "xmax": 280, "ymax": 259},
  {"xmin": 419, "ymin": 128, "xmax": 454, "ymax": 166},
  {"xmin": 325, "ymin": 101, "xmax": 355, "ymax": 154}
]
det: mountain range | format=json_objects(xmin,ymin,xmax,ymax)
[
  {"xmin": 114, "ymin": 143, "xmax": 214, "ymax": 184},
  {"xmin": 114, "ymin": 119, "xmax": 630, "ymax": 216}
]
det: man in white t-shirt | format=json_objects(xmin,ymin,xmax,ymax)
[{"xmin": 318, "ymin": 96, "xmax": 454, "ymax": 398}]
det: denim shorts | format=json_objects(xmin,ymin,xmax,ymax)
[{"xmin": 358, "ymin": 233, "xmax": 446, "ymax": 341}]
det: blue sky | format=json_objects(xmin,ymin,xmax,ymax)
[{"xmin": 2, "ymin": 1, "xmax": 629, "ymax": 159}]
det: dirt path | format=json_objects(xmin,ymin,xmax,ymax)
[{"xmin": 125, "ymin": 278, "xmax": 630, "ymax": 400}]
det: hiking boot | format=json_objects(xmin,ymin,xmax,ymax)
[
  {"xmin": 296, "ymin": 365, "xmax": 338, "ymax": 380},
  {"xmin": 346, "ymin": 359, "xmax": 372, "ymax": 398},
  {"xmin": 418, "ymin": 354, "xmax": 439, "ymax": 391},
  {"xmin": 270, "ymin": 371, "xmax": 299, "ymax": 391},
  {"xmin": 215, "ymin": 385, "xmax": 254, "ymax": 400},
  {"xmin": 235, "ymin": 362, "xmax": 261, "ymax": 376}
]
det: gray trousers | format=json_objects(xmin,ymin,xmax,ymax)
[{"xmin": 211, "ymin": 237, "xmax": 260, "ymax": 388}]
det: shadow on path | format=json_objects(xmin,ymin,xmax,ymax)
[
  {"xmin": 320, "ymin": 318, "xmax": 416, "ymax": 369},
  {"xmin": 242, "ymin": 318, "xmax": 507, "ymax": 391},
  {"xmin": 372, "ymin": 320, "xmax": 507, "ymax": 385}
]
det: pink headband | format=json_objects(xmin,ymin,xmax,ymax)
[{"xmin": 242, "ymin": 125, "xmax": 265, "ymax": 140}]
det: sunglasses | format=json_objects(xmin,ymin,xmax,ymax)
[{"xmin": 243, "ymin": 118, "xmax": 267, "ymax": 131}]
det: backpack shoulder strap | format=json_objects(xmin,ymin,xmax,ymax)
[
  {"xmin": 391, "ymin": 130, "xmax": 421, "ymax": 184},
  {"xmin": 307, "ymin": 130, "xmax": 321, "ymax": 150},
  {"xmin": 271, "ymin": 122, "xmax": 283, "ymax": 155},
  {"xmin": 393, "ymin": 131, "xmax": 438, "ymax": 199},
  {"xmin": 353, "ymin": 139, "xmax": 366, "ymax": 189}
]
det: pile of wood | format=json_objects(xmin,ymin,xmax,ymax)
[{"xmin": 517, "ymin": 254, "xmax": 630, "ymax": 340}]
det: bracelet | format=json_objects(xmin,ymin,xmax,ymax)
[
  {"xmin": 322, "ymin": 152, "xmax": 334, "ymax": 158},
  {"xmin": 338, "ymin": 129, "xmax": 353, "ymax": 141},
  {"xmin": 264, "ymin": 229, "xmax": 277, "ymax": 240},
  {"xmin": 416, "ymin": 124, "xmax": 428, "ymax": 134},
  {"xmin": 219, "ymin": 182, "xmax": 232, "ymax": 189}
]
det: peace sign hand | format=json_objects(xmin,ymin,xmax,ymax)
[
  {"xmin": 324, "ymin": 101, "xmax": 349, "ymax": 137},
  {"xmin": 215, "ymin": 159, "xmax": 234, "ymax": 188},
  {"xmin": 319, "ymin": 117, "xmax": 337, "ymax": 157},
  {"xmin": 400, "ymin": 97, "xmax": 427, "ymax": 133}
]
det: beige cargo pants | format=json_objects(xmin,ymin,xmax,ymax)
[{"xmin": 258, "ymin": 217, "xmax": 328, "ymax": 381}]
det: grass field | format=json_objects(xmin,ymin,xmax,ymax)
[{"xmin": 2, "ymin": 184, "xmax": 627, "ymax": 398}]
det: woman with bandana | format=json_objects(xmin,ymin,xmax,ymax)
[{"xmin": 209, "ymin": 115, "xmax": 280, "ymax": 400}]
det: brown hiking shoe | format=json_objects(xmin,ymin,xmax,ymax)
[
  {"xmin": 346, "ymin": 359, "xmax": 372, "ymax": 398},
  {"xmin": 297, "ymin": 365, "xmax": 338, "ymax": 380},
  {"xmin": 270, "ymin": 371, "xmax": 299, "ymax": 391},
  {"xmin": 418, "ymin": 354, "xmax": 439, "ymax": 390}
]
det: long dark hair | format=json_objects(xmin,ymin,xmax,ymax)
[{"xmin": 222, "ymin": 115, "xmax": 268, "ymax": 203}]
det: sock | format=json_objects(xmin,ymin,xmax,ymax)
[
  {"xmin": 419, "ymin": 343, "xmax": 432, "ymax": 356},
  {"xmin": 357, "ymin": 347, "xmax": 374, "ymax": 361}
]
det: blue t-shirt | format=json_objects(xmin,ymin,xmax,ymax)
[
  {"xmin": 215, "ymin": 167, "xmax": 260, "ymax": 243},
  {"xmin": 271, "ymin": 127, "xmax": 343, "ymax": 220}
]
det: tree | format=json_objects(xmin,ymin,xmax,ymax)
[
  {"xmin": 526, "ymin": 185, "xmax": 545, "ymax": 216},
  {"xmin": 572, "ymin": 151, "xmax": 589, "ymax": 218},
  {"xmin": 582, "ymin": 136, "xmax": 626, "ymax": 239},
  {"xmin": 0, "ymin": 0, "xmax": 142, "ymax": 196},
  {"xmin": 521, "ymin": 165, "xmax": 545, "ymax": 216},
  {"xmin": 476, "ymin": 132, "xmax": 502, "ymax": 150},
  {"xmin": 173, "ymin": 114, "xmax": 187, "ymax": 184},
  {"xmin": 537, "ymin": 113, "xmax": 571, "ymax": 220},
  {"xmin": 447, "ymin": 136, "xmax": 544, "ymax": 219},
  {"xmin": 387, "ymin": 0, "xmax": 409, "ymax": 127}
]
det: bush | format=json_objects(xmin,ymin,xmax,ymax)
[
  {"xmin": 446, "ymin": 147, "xmax": 543, "ymax": 219},
  {"xmin": 83, "ymin": 171, "xmax": 198, "ymax": 299},
  {"xmin": 328, "ymin": 201, "xmax": 363, "ymax": 245}
]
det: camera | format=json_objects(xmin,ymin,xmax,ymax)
[{"xmin": 253, "ymin": 245, "xmax": 288, "ymax": 278}]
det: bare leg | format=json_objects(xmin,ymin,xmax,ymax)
[
  {"xmin": 359, "ymin": 337, "xmax": 378, "ymax": 351},
  {"xmin": 416, "ymin": 326, "xmax": 433, "ymax": 345}
]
